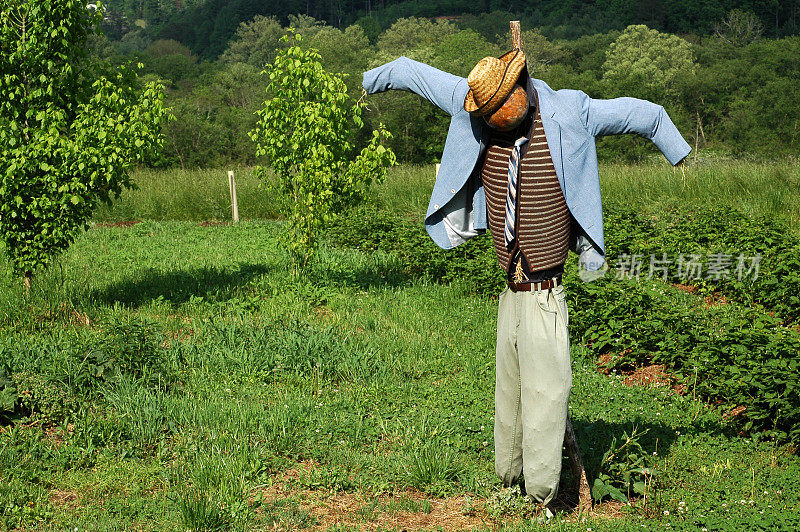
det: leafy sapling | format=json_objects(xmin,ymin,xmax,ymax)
[{"xmin": 250, "ymin": 31, "xmax": 396, "ymax": 269}]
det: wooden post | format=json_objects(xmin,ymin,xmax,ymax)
[
  {"xmin": 510, "ymin": 20, "xmax": 523, "ymax": 50},
  {"xmin": 509, "ymin": 19, "xmax": 592, "ymax": 513},
  {"xmin": 564, "ymin": 414, "xmax": 592, "ymax": 512},
  {"xmin": 228, "ymin": 170, "xmax": 239, "ymax": 223}
]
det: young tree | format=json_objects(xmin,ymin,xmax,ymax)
[
  {"xmin": 0, "ymin": 0, "xmax": 169, "ymax": 290},
  {"xmin": 602, "ymin": 24, "xmax": 696, "ymax": 105},
  {"xmin": 714, "ymin": 9, "xmax": 764, "ymax": 47},
  {"xmin": 250, "ymin": 33, "xmax": 396, "ymax": 268}
]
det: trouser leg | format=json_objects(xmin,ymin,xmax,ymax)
[
  {"xmin": 517, "ymin": 286, "xmax": 572, "ymax": 505},
  {"xmin": 494, "ymin": 287, "xmax": 523, "ymax": 486}
]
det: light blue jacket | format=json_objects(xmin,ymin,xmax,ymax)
[{"xmin": 362, "ymin": 57, "xmax": 692, "ymax": 271}]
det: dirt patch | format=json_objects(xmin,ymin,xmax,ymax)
[
  {"xmin": 672, "ymin": 283, "xmax": 698, "ymax": 294},
  {"xmin": 596, "ymin": 350, "xmax": 635, "ymax": 375},
  {"xmin": 622, "ymin": 365, "xmax": 672, "ymax": 388},
  {"xmin": 197, "ymin": 220, "xmax": 232, "ymax": 227},
  {"xmin": 165, "ymin": 328, "xmax": 195, "ymax": 342},
  {"xmin": 703, "ymin": 293, "xmax": 730, "ymax": 307},
  {"xmin": 43, "ymin": 423, "xmax": 72, "ymax": 447},
  {"xmin": 596, "ymin": 353, "xmax": 613, "ymax": 374},
  {"xmin": 95, "ymin": 221, "xmax": 142, "ymax": 228},
  {"xmin": 723, "ymin": 405, "xmax": 746, "ymax": 418},
  {"xmin": 254, "ymin": 462, "xmax": 630, "ymax": 530},
  {"xmin": 597, "ymin": 355, "xmax": 686, "ymax": 394},
  {"xmin": 257, "ymin": 485, "xmax": 486, "ymax": 531},
  {"xmin": 70, "ymin": 309, "xmax": 92, "ymax": 327},
  {"xmin": 49, "ymin": 489, "xmax": 81, "ymax": 509},
  {"xmin": 255, "ymin": 462, "xmax": 489, "ymax": 530}
]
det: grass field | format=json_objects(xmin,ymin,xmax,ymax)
[
  {"xmin": 95, "ymin": 161, "xmax": 800, "ymax": 232},
  {"xmin": 2, "ymin": 161, "xmax": 800, "ymax": 530}
]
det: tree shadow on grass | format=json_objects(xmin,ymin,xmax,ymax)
[
  {"xmin": 309, "ymin": 260, "xmax": 412, "ymax": 292},
  {"xmin": 90, "ymin": 263, "xmax": 273, "ymax": 308}
]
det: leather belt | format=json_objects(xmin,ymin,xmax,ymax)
[{"xmin": 507, "ymin": 276, "xmax": 562, "ymax": 293}]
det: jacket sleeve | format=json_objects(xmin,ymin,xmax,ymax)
[
  {"xmin": 578, "ymin": 93, "xmax": 691, "ymax": 165},
  {"xmin": 362, "ymin": 56, "xmax": 464, "ymax": 117}
]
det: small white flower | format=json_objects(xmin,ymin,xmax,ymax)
[{"xmin": 663, "ymin": 510, "xmax": 669, "ymax": 516}]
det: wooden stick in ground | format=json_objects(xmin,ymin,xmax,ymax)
[
  {"xmin": 228, "ymin": 170, "xmax": 240, "ymax": 223},
  {"xmin": 564, "ymin": 414, "xmax": 593, "ymax": 512},
  {"xmin": 510, "ymin": 20, "xmax": 523, "ymax": 49}
]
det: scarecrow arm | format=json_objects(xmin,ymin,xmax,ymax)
[
  {"xmin": 578, "ymin": 93, "xmax": 692, "ymax": 165},
  {"xmin": 362, "ymin": 56, "xmax": 465, "ymax": 117}
]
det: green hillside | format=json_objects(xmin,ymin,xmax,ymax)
[{"xmin": 100, "ymin": 0, "xmax": 800, "ymax": 58}]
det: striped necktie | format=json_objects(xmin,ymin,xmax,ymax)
[{"xmin": 504, "ymin": 136, "xmax": 529, "ymax": 251}]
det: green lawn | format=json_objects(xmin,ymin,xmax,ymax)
[{"xmin": 2, "ymin": 162, "xmax": 800, "ymax": 530}]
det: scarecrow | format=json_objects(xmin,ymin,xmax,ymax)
[{"xmin": 362, "ymin": 22, "xmax": 691, "ymax": 510}]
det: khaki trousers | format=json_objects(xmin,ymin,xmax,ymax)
[{"xmin": 494, "ymin": 283, "xmax": 571, "ymax": 505}]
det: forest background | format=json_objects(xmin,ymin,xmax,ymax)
[{"xmin": 91, "ymin": 0, "xmax": 800, "ymax": 170}]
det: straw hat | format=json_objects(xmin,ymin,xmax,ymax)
[{"xmin": 464, "ymin": 49, "xmax": 526, "ymax": 116}]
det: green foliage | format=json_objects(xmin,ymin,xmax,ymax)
[
  {"xmin": 250, "ymin": 33, "xmax": 396, "ymax": 266},
  {"xmin": 177, "ymin": 485, "xmax": 230, "ymax": 531},
  {"xmin": 143, "ymin": 38, "xmax": 199, "ymax": 84},
  {"xmin": 218, "ymin": 15, "xmax": 284, "ymax": 69},
  {"xmin": 326, "ymin": 206, "xmax": 503, "ymax": 295},
  {"xmin": 162, "ymin": 62, "xmax": 262, "ymax": 169},
  {"xmin": 714, "ymin": 9, "xmax": 765, "ymax": 47},
  {"xmin": 376, "ymin": 17, "xmax": 458, "ymax": 57},
  {"xmin": 591, "ymin": 427, "xmax": 656, "ymax": 503},
  {"xmin": 405, "ymin": 445, "xmax": 463, "ymax": 494},
  {"xmin": 430, "ymin": 29, "xmax": 502, "ymax": 78},
  {"xmin": 91, "ymin": 10, "xmax": 800, "ymax": 166},
  {"xmin": 0, "ymin": 0, "xmax": 168, "ymax": 284},
  {"xmin": 485, "ymin": 485, "xmax": 528, "ymax": 518},
  {"xmin": 603, "ymin": 24, "xmax": 696, "ymax": 104}
]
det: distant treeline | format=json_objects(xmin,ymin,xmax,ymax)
[
  {"xmin": 101, "ymin": 0, "xmax": 800, "ymax": 58},
  {"xmin": 90, "ymin": 12, "xmax": 800, "ymax": 168}
]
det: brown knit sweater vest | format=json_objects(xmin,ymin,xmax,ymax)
[{"xmin": 481, "ymin": 106, "xmax": 571, "ymax": 274}]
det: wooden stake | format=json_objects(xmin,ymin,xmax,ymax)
[
  {"xmin": 228, "ymin": 170, "xmax": 239, "ymax": 223},
  {"xmin": 510, "ymin": 20, "xmax": 523, "ymax": 50},
  {"xmin": 564, "ymin": 415, "xmax": 593, "ymax": 512}
]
